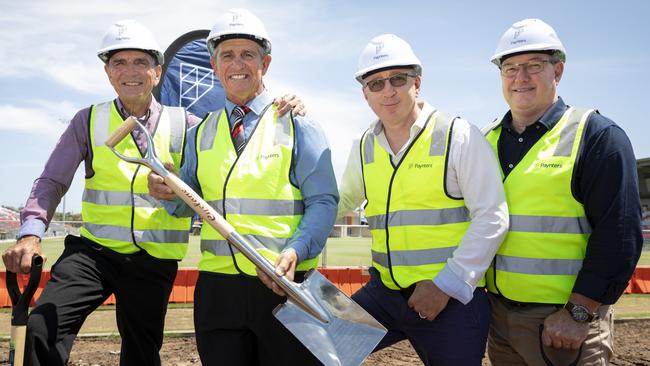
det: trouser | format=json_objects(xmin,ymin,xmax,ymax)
[
  {"xmin": 25, "ymin": 235, "xmax": 177, "ymax": 366},
  {"xmin": 351, "ymin": 267, "xmax": 490, "ymax": 365},
  {"xmin": 487, "ymin": 292, "xmax": 614, "ymax": 366},
  {"xmin": 193, "ymin": 271, "xmax": 322, "ymax": 366}
]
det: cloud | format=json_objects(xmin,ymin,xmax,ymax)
[{"xmin": 0, "ymin": 100, "xmax": 79, "ymax": 136}]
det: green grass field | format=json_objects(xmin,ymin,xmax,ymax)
[
  {"xmin": 0, "ymin": 236, "xmax": 374, "ymax": 269},
  {"xmin": 1, "ymin": 236, "xmax": 649, "ymax": 269}
]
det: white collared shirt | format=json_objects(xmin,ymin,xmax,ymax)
[{"xmin": 338, "ymin": 101, "xmax": 509, "ymax": 304}]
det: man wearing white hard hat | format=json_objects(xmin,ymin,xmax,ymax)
[
  {"xmin": 337, "ymin": 33, "xmax": 508, "ymax": 364},
  {"xmin": 0, "ymin": 19, "xmax": 201, "ymax": 365},
  {"xmin": 148, "ymin": 8, "xmax": 336, "ymax": 365},
  {"xmin": 484, "ymin": 18, "xmax": 642, "ymax": 365}
]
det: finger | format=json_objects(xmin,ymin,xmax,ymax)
[
  {"xmin": 551, "ymin": 336, "xmax": 563, "ymax": 349},
  {"xmin": 293, "ymin": 103, "xmax": 306, "ymax": 117},
  {"xmin": 19, "ymin": 251, "xmax": 33, "ymax": 274},
  {"xmin": 541, "ymin": 330, "xmax": 553, "ymax": 347},
  {"xmin": 271, "ymin": 283, "xmax": 286, "ymax": 297}
]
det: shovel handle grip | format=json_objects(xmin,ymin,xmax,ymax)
[
  {"xmin": 104, "ymin": 116, "xmax": 138, "ymax": 148},
  {"xmin": 7, "ymin": 255, "xmax": 44, "ymax": 326}
]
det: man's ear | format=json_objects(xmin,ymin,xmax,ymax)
[
  {"xmin": 261, "ymin": 54, "xmax": 272, "ymax": 75},
  {"xmin": 554, "ymin": 62, "xmax": 564, "ymax": 84}
]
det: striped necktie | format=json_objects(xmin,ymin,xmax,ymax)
[{"xmin": 230, "ymin": 105, "xmax": 250, "ymax": 155}]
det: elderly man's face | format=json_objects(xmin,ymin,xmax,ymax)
[
  {"xmin": 211, "ymin": 39, "xmax": 271, "ymax": 105},
  {"xmin": 500, "ymin": 52, "xmax": 563, "ymax": 121},
  {"xmin": 362, "ymin": 68, "xmax": 421, "ymax": 128},
  {"xmin": 104, "ymin": 50, "xmax": 161, "ymax": 105}
]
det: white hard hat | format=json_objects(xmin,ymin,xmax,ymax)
[
  {"xmin": 97, "ymin": 19, "xmax": 164, "ymax": 65},
  {"xmin": 355, "ymin": 34, "xmax": 422, "ymax": 83},
  {"xmin": 491, "ymin": 18, "xmax": 566, "ymax": 67},
  {"xmin": 206, "ymin": 8, "xmax": 272, "ymax": 56}
]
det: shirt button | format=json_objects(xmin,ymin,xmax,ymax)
[
  {"xmin": 508, "ymin": 163, "xmax": 514, "ymax": 169},
  {"xmin": 518, "ymin": 137, "xmax": 524, "ymax": 143},
  {"xmin": 536, "ymin": 125, "xmax": 540, "ymax": 129}
]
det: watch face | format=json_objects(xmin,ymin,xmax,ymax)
[{"xmin": 570, "ymin": 306, "xmax": 591, "ymax": 322}]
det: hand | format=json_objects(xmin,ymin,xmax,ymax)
[
  {"xmin": 2, "ymin": 235, "xmax": 45, "ymax": 274},
  {"xmin": 407, "ymin": 280, "xmax": 450, "ymax": 321},
  {"xmin": 257, "ymin": 248, "xmax": 298, "ymax": 296},
  {"xmin": 148, "ymin": 162, "xmax": 177, "ymax": 200},
  {"xmin": 542, "ymin": 308, "xmax": 589, "ymax": 349},
  {"xmin": 274, "ymin": 94, "xmax": 306, "ymax": 117}
]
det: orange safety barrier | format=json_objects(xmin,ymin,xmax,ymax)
[{"xmin": 2, "ymin": 266, "xmax": 649, "ymax": 308}]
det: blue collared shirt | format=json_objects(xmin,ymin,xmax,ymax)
[{"xmin": 166, "ymin": 91, "xmax": 339, "ymax": 262}]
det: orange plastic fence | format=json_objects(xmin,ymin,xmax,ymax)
[{"xmin": 1, "ymin": 266, "xmax": 649, "ymax": 308}]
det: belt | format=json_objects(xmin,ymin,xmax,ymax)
[{"xmin": 493, "ymin": 293, "xmax": 561, "ymax": 309}]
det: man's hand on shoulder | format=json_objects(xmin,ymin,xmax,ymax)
[{"xmin": 274, "ymin": 94, "xmax": 306, "ymax": 117}]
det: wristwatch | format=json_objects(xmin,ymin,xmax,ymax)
[{"xmin": 564, "ymin": 301, "xmax": 596, "ymax": 323}]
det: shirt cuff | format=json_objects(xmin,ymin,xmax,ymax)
[
  {"xmin": 286, "ymin": 240, "xmax": 309, "ymax": 264},
  {"xmin": 572, "ymin": 271, "xmax": 629, "ymax": 305},
  {"xmin": 18, "ymin": 219, "xmax": 46, "ymax": 239},
  {"xmin": 434, "ymin": 265, "xmax": 474, "ymax": 305}
]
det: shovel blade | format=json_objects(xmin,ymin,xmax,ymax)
[{"xmin": 273, "ymin": 270, "xmax": 386, "ymax": 366}]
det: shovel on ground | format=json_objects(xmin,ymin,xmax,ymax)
[
  {"xmin": 105, "ymin": 117, "xmax": 386, "ymax": 366},
  {"xmin": 6, "ymin": 255, "xmax": 43, "ymax": 366}
]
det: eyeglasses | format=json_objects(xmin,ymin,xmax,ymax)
[
  {"xmin": 364, "ymin": 73, "xmax": 416, "ymax": 92},
  {"xmin": 500, "ymin": 60, "xmax": 553, "ymax": 78}
]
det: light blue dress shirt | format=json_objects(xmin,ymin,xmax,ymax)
[{"xmin": 166, "ymin": 91, "xmax": 339, "ymax": 262}]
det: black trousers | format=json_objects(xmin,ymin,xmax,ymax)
[
  {"xmin": 194, "ymin": 271, "xmax": 322, "ymax": 366},
  {"xmin": 25, "ymin": 235, "xmax": 177, "ymax": 366}
]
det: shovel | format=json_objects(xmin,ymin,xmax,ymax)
[
  {"xmin": 105, "ymin": 117, "xmax": 386, "ymax": 366},
  {"xmin": 6, "ymin": 255, "xmax": 44, "ymax": 366}
]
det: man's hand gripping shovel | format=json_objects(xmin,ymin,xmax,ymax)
[
  {"xmin": 6, "ymin": 255, "xmax": 43, "ymax": 366},
  {"xmin": 105, "ymin": 117, "xmax": 386, "ymax": 366}
]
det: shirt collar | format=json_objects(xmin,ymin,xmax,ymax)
[
  {"xmin": 225, "ymin": 90, "xmax": 273, "ymax": 118},
  {"xmin": 115, "ymin": 96, "xmax": 159, "ymax": 121},
  {"xmin": 370, "ymin": 101, "xmax": 433, "ymax": 135},
  {"xmin": 500, "ymin": 96, "xmax": 568, "ymax": 131}
]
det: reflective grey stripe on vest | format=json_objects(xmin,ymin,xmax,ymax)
[
  {"xmin": 554, "ymin": 107, "xmax": 592, "ymax": 157},
  {"xmin": 367, "ymin": 206, "xmax": 470, "ymax": 230},
  {"xmin": 207, "ymin": 198, "xmax": 304, "ymax": 216},
  {"xmin": 93, "ymin": 102, "xmax": 112, "ymax": 147},
  {"xmin": 83, "ymin": 188, "xmax": 163, "ymax": 208},
  {"xmin": 201, "ymin": 235, "xmax": 289, "ymax": 255},
  {"xmin": 84, "ymin": 223, "xmax": 189, "ymax": 244},
  {"xmin": 200, "ymin": 110, "xmax": 223, "ymax": 151},
  {"xmin": 496, "ymin": 254, "xmax": 583, "ymax": 276},
  {"xmin": 275, "ymin": 114, "xmax": 292, "ymax": 146},
  {"xmin": 510, "ymin": 215, "xmax": 592, "ymax": 234},
  {"xmin": 372, "ymin": 246, "xmax": 456, "ymax": 267},
  {"xmin": 362, "ymin": 130, "xmax": 375, "ymax": 164},
  {"xmin": 93, "ymin": 102, "xmax": 185, "ymax": 154},
  {"xmin": 429, "ymin": 112, "xmax": 454, "ymax": 157},
  {"xmin": 164, "ymin": 106, "xmax": 186, "ymax": 154}
]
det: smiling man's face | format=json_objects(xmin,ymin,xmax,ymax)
[
  {"xmin": 105, "ymin": 50, "xmax": 161, "ymax": 107},
  {"xmin": 212, "ymin": 38, "xmax": 272, "ymax": 105}
]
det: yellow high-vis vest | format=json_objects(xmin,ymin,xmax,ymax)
[
  {"xmin": 196, "ymin": 104, "xmax": 318, "ymax": 276},
  {"xmin": 484, "ymin": 106, "xmax": 593, "ymax": 304},
  {"xmin": 362, "ymin": 111, "xmax": 475, "ymax": 290},
  {"xmin": 81, "ymin": 101, "xmax": 190, "ymax": 259}
]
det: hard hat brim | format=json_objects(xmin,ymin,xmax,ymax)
[
  {"xmin": 491, "ymin": 44, "xmax": 566, "ymax": 66},
  {"xmin": 207, "ymin": 33, "xmax": 271, "ymax": 56}
]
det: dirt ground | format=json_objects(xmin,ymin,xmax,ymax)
[{"xmin": 0, "ymin": 319, "xmax": 648, "ymax": 365}]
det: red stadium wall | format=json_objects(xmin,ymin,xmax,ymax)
[{"xmin": 1, "ymin": 267, "xmax": 649, "ymax": 308}]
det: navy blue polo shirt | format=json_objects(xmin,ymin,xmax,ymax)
[{"xmin": 496, "ymin": 97, "xmax": 643, "ymax": 305}]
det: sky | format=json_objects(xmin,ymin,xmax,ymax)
[{"xmin": 1, "ymin": 0, "xmax": 649, "ymax": 214}]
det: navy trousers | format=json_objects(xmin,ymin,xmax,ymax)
[{"xmin": 352, "ymin": 267, "xmax": 490, "ymax": 365}]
